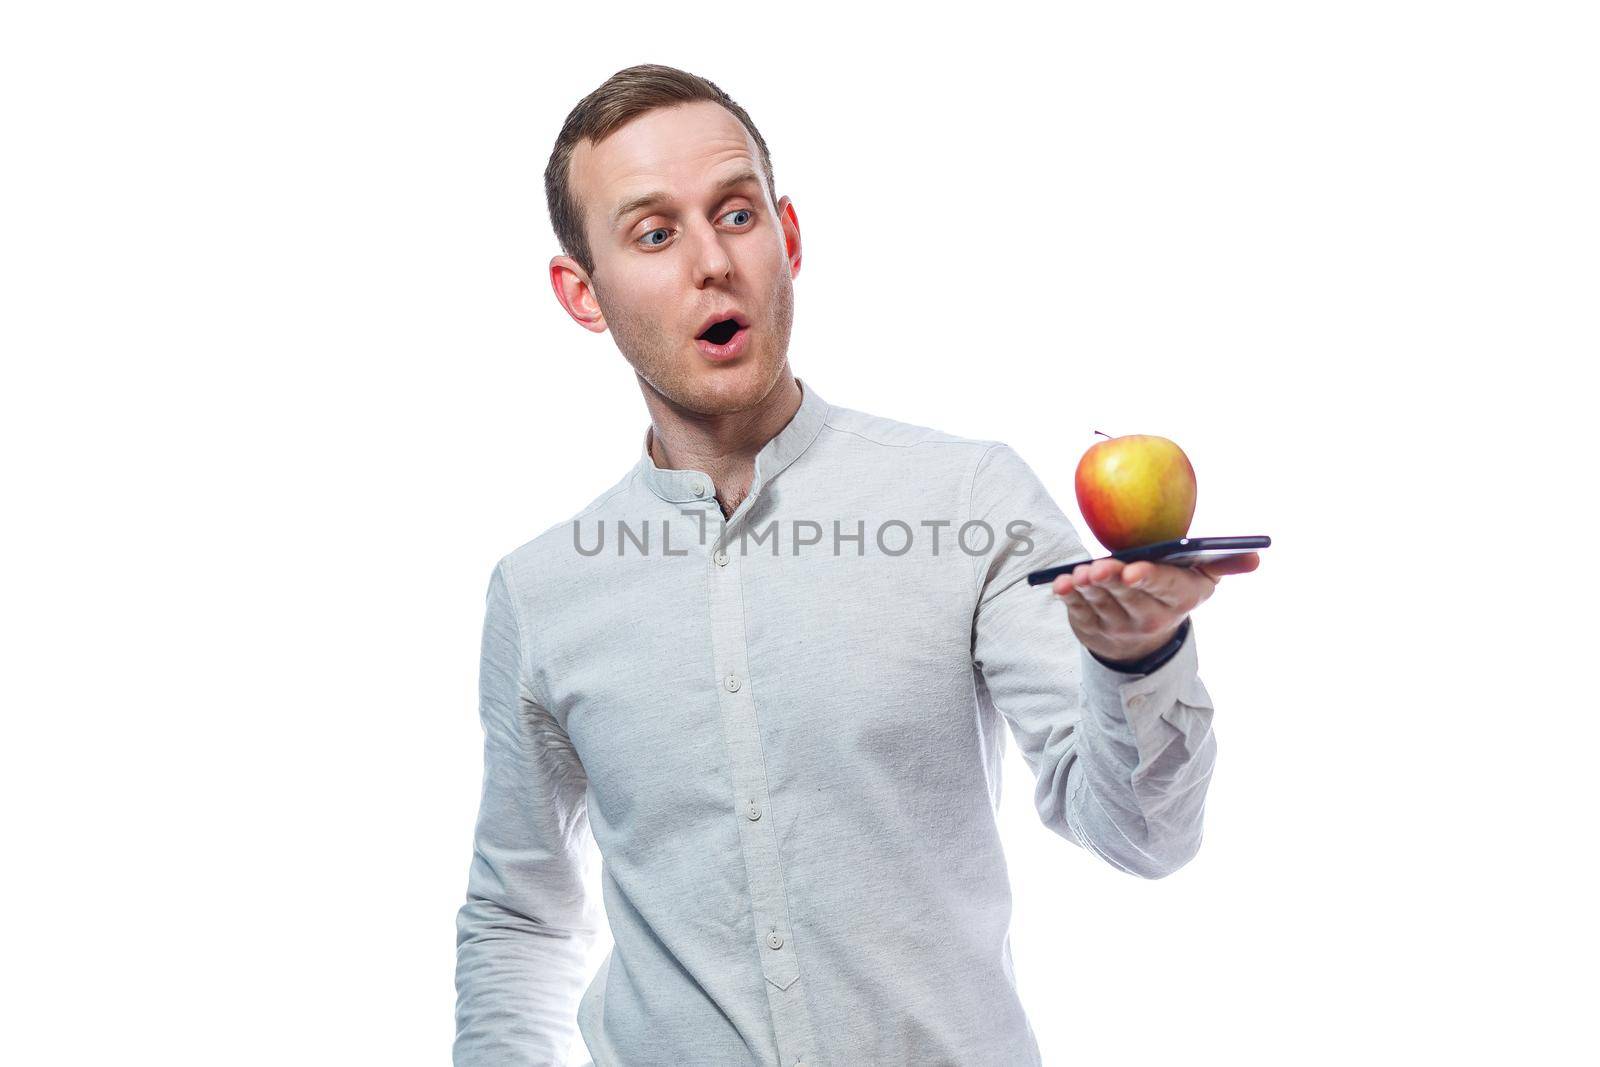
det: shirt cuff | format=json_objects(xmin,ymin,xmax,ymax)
[{"xmin": 1087, "ymin": 616, "xmax": 1191, "ymax": 675}]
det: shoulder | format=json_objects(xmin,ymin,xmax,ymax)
[
  {"xmin": 818, "ymin": 401, "xmax": 1001, "ymax": 472},
  {"xmin": 495, "ymin": 466, "xmax": 639, "ymax": 585}
]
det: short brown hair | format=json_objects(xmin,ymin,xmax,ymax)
[{"xmin": 544, "ymin": 64, "xmax": 779, "ymax": 281}]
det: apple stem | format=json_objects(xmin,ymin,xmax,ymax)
[{"xmin": 1093, "ymin": 430, "xmax": 1112, "ymax": 440}]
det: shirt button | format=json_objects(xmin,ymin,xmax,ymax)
[
  {"xmin": 1129, "ymin": 694, "xmax": 1148, "ymax": 710},
  {"xmin": 714, "ymin": 549, "xmax": 729, "ymax": 566},
  {"xmin": 725, "ymin": 673, "xmax": 741, "ymax": 692},
  {"xmin": 691, "ymin": 481, "xmax": 706, "ymax": 497},
  {"xmin": 747, "ymin": 801, "xmax": 761, "ymax": 820},
  {"xmin": 767, "ymin": 931, "xmax": 783, "ymax": 950}
]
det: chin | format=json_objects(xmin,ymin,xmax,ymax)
[
  {"xmin": 694, "ymin": 372, "xmax": 767, "ymax": 410},
  {"xmin": 688, "ymin": 358, "xmax": 778, "ymax": 411}
]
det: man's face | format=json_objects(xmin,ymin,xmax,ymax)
[{"xmin": 556, "ymin": 100, "xmax": 801, "ymax": 416}]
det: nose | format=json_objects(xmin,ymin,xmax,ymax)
[{"xmin": 687, "ymin": 217, "xmax": 733, "ymax": 287}]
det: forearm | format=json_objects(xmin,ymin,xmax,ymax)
[
  {"xmin": 453, "ymin": 894, "xmax": 598, "ymax": 1065},
  {"xmin": 1064, "ymin": 624, "xmax": 1217, "ymax": 879}
]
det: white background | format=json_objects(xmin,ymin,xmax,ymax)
[{"xmin": 2, "ymin": 2, "xmax": 1594, "ymax": 1064}]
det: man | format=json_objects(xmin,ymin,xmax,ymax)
[{"xmin": 454, "ymin": 64, "xmax": 1259, "ymax": 1066}]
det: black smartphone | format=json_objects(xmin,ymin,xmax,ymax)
[{"xmin": 1026, "ymin": 535, "xmax": 1270, "ymax": 586}]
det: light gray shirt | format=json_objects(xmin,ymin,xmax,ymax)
[{"xmin": 453, "ymin": 376, "xmax": 1218, "ymax": 1066}]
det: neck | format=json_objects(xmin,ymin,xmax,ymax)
[{"xmin": 643, "ymin": 371, "xmax": 804, "ymax": 516}]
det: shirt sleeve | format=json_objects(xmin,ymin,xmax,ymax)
[
  {"xmin": 967, "ymin": 443, "xmax": 1218, "ymax": 879},
  {"xmin": 454, "ymin": 558, "xmax": 602, "ymax": 1064}
]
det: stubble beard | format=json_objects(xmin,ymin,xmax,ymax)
[{"xmin": 599, "ymin": 267, "xmax": 795, "ymax": 418}]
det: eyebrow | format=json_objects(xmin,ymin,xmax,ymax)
[{"xmin": 608, "ymin": 169, "xmax": 763, "ymax": 232}]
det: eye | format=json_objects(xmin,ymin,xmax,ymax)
[{"xmin": 635, "ymin": 208, "xmax": 754, "ymax": 249}]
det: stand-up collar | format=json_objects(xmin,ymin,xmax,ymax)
[{"xmin": 637, "ymin": 376, "xmax": 830, "ymax": 505}]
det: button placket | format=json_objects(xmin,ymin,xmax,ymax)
[{"xmin": 702, "ymin": 532, "xmax": 815, "ymax": 1060}]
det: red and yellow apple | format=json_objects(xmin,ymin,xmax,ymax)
[{"xmin": 1074, "ymin": 432, "xmax": 1196, "ymax": 550}]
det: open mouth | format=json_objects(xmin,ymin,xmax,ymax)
[{"xmin": 696, "ymin": 318, "xmax": 745, "ymax": 345}]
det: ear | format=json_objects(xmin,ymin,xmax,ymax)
[
  {"xmin": 549, "ymin": 255, "xmax": 607, "ymax": 334},
  {"xmin": 777, "ymin": 195, "xmax": 802, "ymax": 279}
]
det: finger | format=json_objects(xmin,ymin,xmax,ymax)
[
  {"xmin": 1072, "ymin": 557, "xmax": 1124, "ymax": 588},
  {"xmin": 1196, "ymin": 551, "xmax": 1261, "ymax": 582},
  {"xmin": 1096, "ymin": 565, "xmax": 1184, "ymax": 633},
  {"xmin": 1055, "ymin": 583, "xmax": 1104, "ymax": 633},
  {"xmin": 1052, "ymin": 560, "xmax": 1100, "ymax": 595},
  {"xmin": 1057, "ymin": 564, "xmax": 1114, "ymax": 613},
  {"xmin": 1078, "ymin": 559, "xmax": 1175, "ymax": 618},
  {"xmin": 1115, "ymin": 561, "xmax": 1186, "ymax": 607},
  {"xmin": 1058, "ymin": 586, "xmax": 1098, "ymax": 629},
  {"xmin": 1074, "ymin": 562, "xmax": 1137, "ymax": 629}
]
